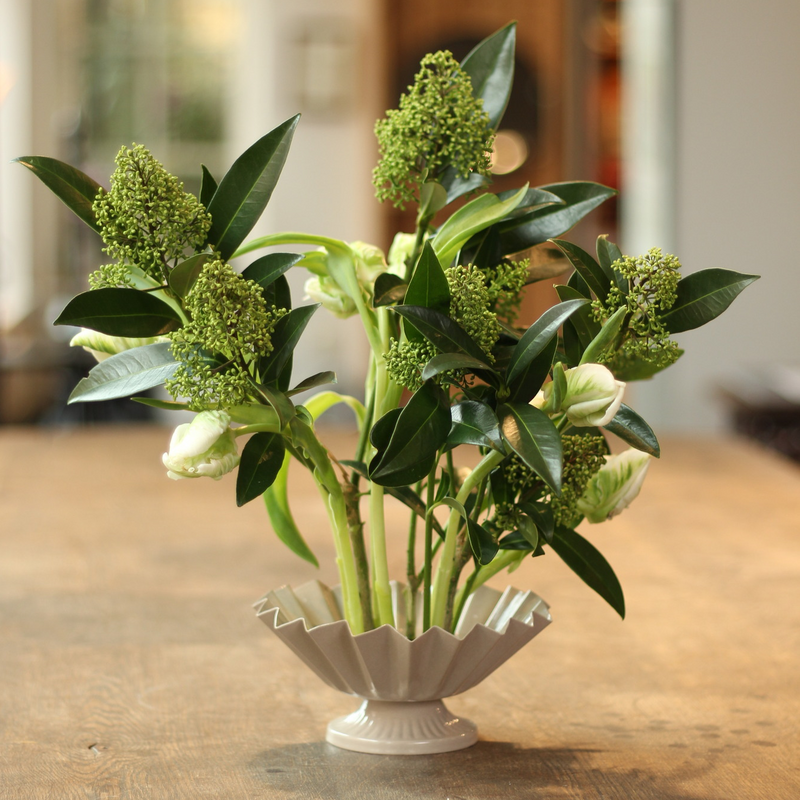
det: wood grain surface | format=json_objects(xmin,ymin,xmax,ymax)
[{"xmin": 1, "ymin": 426, "xmax": 799, "ymax": 799}]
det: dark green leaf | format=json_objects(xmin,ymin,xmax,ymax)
[
  {"xmin": 67, "ymin": 342, "xmax": 178, "ymax": 404},
  {"xmin": 460, "ymin": 21, "xmax": 516, "ymax": 129},
  {"xmin": 264, "ymin": 452, "xmax": 318, "ymax": 567},
  {"xmin": 520, "ymin": 502, "xmax": 555, "ymax": 544},
  {"xmin": 516, "ymin": 515, "xmax": 539, "ymax": 550},
  {"xmin": 507, "ymin": 334, "xmax": 556, "ymax": 404},
  {"xmin": 54, "ymin": 288, "xmax": 182, "ymax": 337},
  {"xmin": 499, "ymin": 402, "xmax": 563, "ymax": 493},
  {"xmin": 394, "ymin": 305, "xmax": 490, "ymax": 362},
  {"xmin": 287, "ymin": 371, "xmax": 337, "ymax": 396},
  {"xmin": 467, "ymin": 518, "xmax": 499, "ymax": 566},
  {"xmin": 555, "ymin": 285, "xmax": 601, "ymax": 350},
  {"xmin": 659, "ymin": 269, "xmax": 759, "ymax": 333},
  {"xmin": 262, "ymin": 274, "xmax": 292, "ymax": 311},
  {"xmin": 256, "ymin": 384, "xmax": 295, "ymax": 430},
  {"xmin": 496, "ymin": 186, "xmax": 564, "ymax": 211},
  {"xmin": 550, "ymin": 527, "xmax": 625, "ymax": 618},
  {"xmin": 580, "ymin": 305, "xmax": 627, "ymax": 365},
  {"xmin": 168, "ymin": 253, "xmax": 213, "ymax": 298},
  {"xmin": 506, "ymin": 299, "xmax": 589, "ymax": 385},
  {"xmin": 262, "ymin": 304, "xmax": 318, "ymax": 383},
  {"xmin": 199, "ymin": 164, "xmax": 217, "ymax": 208},
  {"xmin": 498, "ymin": 531, "xmax": 535, "ymax": 551},
  {"xmin": 439, "ymin": 166, "xmax": 490, "ymax": 204},
  {"xmin": 370, "ymin": 381, "xmax": 450, "ymax": 487},
  {"xmin": 604, "ymin": 404, "xmax": 660, "ymax": 457},
  {"xmin": 370, "ymin": 408, "xmax": 402, "ymax": 450},
  {"xmin": 236, "ymin": 432, "xmax": 286, "ymax": 506},
  {"xmin": 448, "ymin": 401, "xmax": 504, "ymax": 451},
  {"xmin": 373, "ymin": 273, "xmax": 407, "ymax": 307},
  {"xmin": 421, "ymin": 352, "xmax": 493, "ymax": 382},
  {"xmin": 14, "ymin": 156, "xmax": 103, "ymax": 231},
  {"xmin": 498, "ymin": 182, "xmax": 617, "ymax": 254},
  {"xmin": 206, "ymin": 114, "xmax": 300, "ymax": 259},
  {"xmin": 404, "ymin": 241, "xmax": 450, "ymax": 343},
  {"xmin": 596, "ymin": 234, "xmax": 627, "ymax": 293},
  {"xmin": 242, "ymin": 252, "xmax": 303, "ymax": 290},
  {"xmin": 550, "ymin": 239, "xmax": 610, "ymax": 301}
]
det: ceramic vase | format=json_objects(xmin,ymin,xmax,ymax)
[{"xmin": 254, "ymin": 580, "xmax": 551, "ymax": 755}]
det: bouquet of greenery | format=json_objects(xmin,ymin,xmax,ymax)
[{"xmin": 18, "ymin": 23, "xmax": 757, "ymax": 637}]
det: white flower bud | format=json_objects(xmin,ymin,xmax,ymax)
[
  {"xmin": 536, "ymin": 363, "xmax": 625, "ymax": 427},
  {"xmin": 69, "ymin": 328, "xmax": 166, "ymax": 363},
  {"xmin": 162, "ymin": 411, "xmax": 240, "ymax": 480},
  {"xmin": 577, "ymin": 449, "xmax": 651, "ymax": 523},
  {"xmin": 304, "ymin": 275, "xmax": 357, "ymax": 319},
  {"xmin": 387, "ymin": 232, "xmax": 416, "ymax": 277},
  {"xmin": 350, "ymin": 240, "xmax": 388, "ymax": 285}
]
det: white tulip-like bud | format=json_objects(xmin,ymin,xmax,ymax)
[
  {"xmin": 162, "ymin": 411, "xmax": 240, "ymax": 480},
  {"xmin": 350, "ymin": 240, "xmax": 389, "ymax": 286},
  {"xmin": 69, "ymin": 328, "xmax": 166, "ymax": 363},
  {"xmin": 577, "ymin": 449, "xmax": 651, "ymax": 523},
  {"xmin": 536, "ymin": 363, "xmax": 625, "ymax": 427},
  {"xmin": 387, "ymin": 232, "xmax": 416, "ymax": 277},
  {"xmin": 304, "ymin": 275, "xmax": 357, "ymax": 319}
]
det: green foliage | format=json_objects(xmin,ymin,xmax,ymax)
[
  {"xmin": 373, "ymin": 50, "xmax": 493, "ymax": 208},
  {"xmin": 591, "ymin": 248, "xmax": 682, "ymax": 378},
  {"xmin": 166, "ymin": 259, "xmax": 286, "ymax": 409},
  {"xmin": 92, "ymin": 144, "xmax": 211, "ymax": 287}
]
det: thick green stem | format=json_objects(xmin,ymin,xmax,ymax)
[
  {"xmin": 430, "ymin": 448, "xmax": 505, "ymax": 628},
  {"xmin": 422, "ymin": 461, "xmax": 438, "ymax": 632},
  {"xmin": 404, "ymin": 495, "xmax": 420, "ymax": 640},
  {"xmin": 289, "ymin": 419, "xmax": 364, "ymax": 633},
  {"xmin": 369, "ymin": 482, "xmax": 394, "ymax": 627},
  {"xmin": 343, "ymin": 480, "xmax": 374, "ymax": 632}
]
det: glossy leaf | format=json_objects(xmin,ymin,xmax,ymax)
[
  {"xmin": 460, "ymin": 21, "xmax": 516, "ymax": 129},
  {"xmin": 236, "ymin": 432, "xmax": 285, "ymax": 506},
  {"xmin": 303, "ymin": 391, "xmax": 366, "ymax": 427},
  {"xmin": 287, "ymin": 371, "xmax": 336, "ymax": 396},
  {"xmin": 262, "ymin": 274, "xmax": 292, "ymax": 311},
  {"xmin": 370, "ymin": 408, "xmax": 402, "ymax": 451},
  {"xmin": 499, "ymin": 402, "xmax": 562, "ymax": 494},
  {"xmin": 373, "ymin": 273, "xmax": 407, "ymax": 307},
  {"xmin": 14, "ymin": 156, "xmax": 103, "ymax": 231},
  {"xmin": 262, "ymin": 304, "xmax": 318, "ymax": 383},
  {"xmin": 370, "ymin": 381, "xmax": 450, "ymax": 487},
  {"xmin": 516, "ymin": 515, "xmax": 539, "ymax": 550},
  {"xmin": 168, "ymin": 253, "xmax": 213, "ymax": 298},
  {"xmin": 242, "ymin": 252, "xmax": 303, "ymax": 290},
  {"xmin": 550, "ymin": 527, "xmax": 625, "ymax": 618},
  {"xmin": 206, "ymin": 114, "xmax": 300, "ymax": 259},
  {"xmin": 263, "ymin": 451, "xmax": 318, "ymax": 567},
  {"xmin": 498, "ymin": 182, "xmax": 617, "ymax": 254},
  {"xmin": 556, "ymin": 284, "xmax": 601, "ymax": 351},
  {"xmin": 659, "ymin": 269, "xmax": 759, "ymax": 333},
  {"xmin": 550, "ymin": 239, "xmax": 610, "ymax": 302},
  {"xmin": 199, "ymin": 164, "xmax": 217, "ymax": 208},
  {"xmin": 507, "ymin": 334, "xmax": 557, "ymax": 404},
  {"xmin": 432, "ymin": 186, "xmax": 529, "ymax": 267},
  {"xmin": 506, "ymin": 299, "xmax": 589, "ymax": 385},
  {"xmin": 439, "ymin": 167, "xmax": 490, "ymax": 204},
  {"xmin": 604, "ymin": 404, "xmax": 661, "ymax": 457},
  {"xmin": 448, "ymin": 401, "xmax": 504, "ymax": 451},
  {"xmin": 55, "ymin": 288, "xmax": 182, "ymax": 337},
  {"xmin": 405, "ymin": 241, "xmax": 450, "ymax": 343},
  {"xmin": 596, "ymin": 234, "xmax": 627, "ymax": 293},
  {"xmin": 393, "ymin": 306, "xmax": 489, "ymax": 362},
  {"xmin": 421, "ymin": 352, "xmax": 493, "ymax": 382},
  {"xmin": 521, "ymin": 502, "xmax": 555, "ymax": 545},
  {"xmin": 256, "ymin": 384, "xmax": 295, "ymax": 430},
  {"xmin": 67, "ymin": 342, "xmax": 178, "ymax": 404},
  {"xmin": 497, "ymin": 186, "xmax": 564, "ymax": 213},
  {"xmin": 419, "ymin": 180, "xmax": 448, "ymax": 217}
]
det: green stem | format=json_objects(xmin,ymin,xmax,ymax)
[
  {"xmin": 452, "ymin": 550, "xmax": 526, "ymax": 614},
  {"xmin": 289, "ymin": 418, "xmax": 364, "ymax": 633},
  {"xmin": 405, "ymin": 493, "xmax": 420, "ymax": 640},
  {"xmin": 422, "ymin": 461, "xmax": 438, "ymax": 632},
  {"xmin": 430, "ymin": 448, "xmax": 505, "ymax": 628}
]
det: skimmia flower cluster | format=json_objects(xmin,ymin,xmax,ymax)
[{"xmin": 26, "ymin": 23, "xmax": 757, "ymax": 638}]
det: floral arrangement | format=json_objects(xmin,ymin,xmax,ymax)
[{"xmin": 18, "ymin": 24, "xmax": 757, "ymax": 637}]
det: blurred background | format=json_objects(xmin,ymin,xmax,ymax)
[{"xmin": 1, "ymin": 0, "xmax": 798, "ymax": 456}]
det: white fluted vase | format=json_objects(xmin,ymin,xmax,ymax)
[{"xmin": 254, "ymin": 580, "xmax": 551, "ymax": 755}]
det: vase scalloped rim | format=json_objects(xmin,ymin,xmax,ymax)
[{"xmin": 253, "ymin": 578, "xmax": 551, "ymax": 641}]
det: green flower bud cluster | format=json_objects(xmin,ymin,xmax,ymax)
[
  {"xmin": 592, "ymin": 248, "xmax": 682, "ymax": 374},
  {"xmin": 494, "ymin": 434, "xmax": 607, "ymax": 531},
  {"xmin": 91, "ymin": 144, "xmax": 211, "ymax": 288},
  {"xmin": 373, "ymin": 51, "xmax": 494, "ymax": 209},
  {"xmin": 484, "ymin": 258, "xmax": 529, "ymax": 323},
  {"xmin": 166, "ymin": 258, "xmax": 285, "ymax": 409},
  {"xmin": 385, "ymin": 263, "xmax": 500, "ymax": 391}
]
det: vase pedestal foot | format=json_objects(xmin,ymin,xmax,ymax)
[{"xmin": 326, "ymin": 699, "xmax": 477, "ymax": 755}]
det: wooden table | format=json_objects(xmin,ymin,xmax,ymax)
[{"xmin": 1, "ymin": 426, "xmax": 799, "ymax": 799}]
